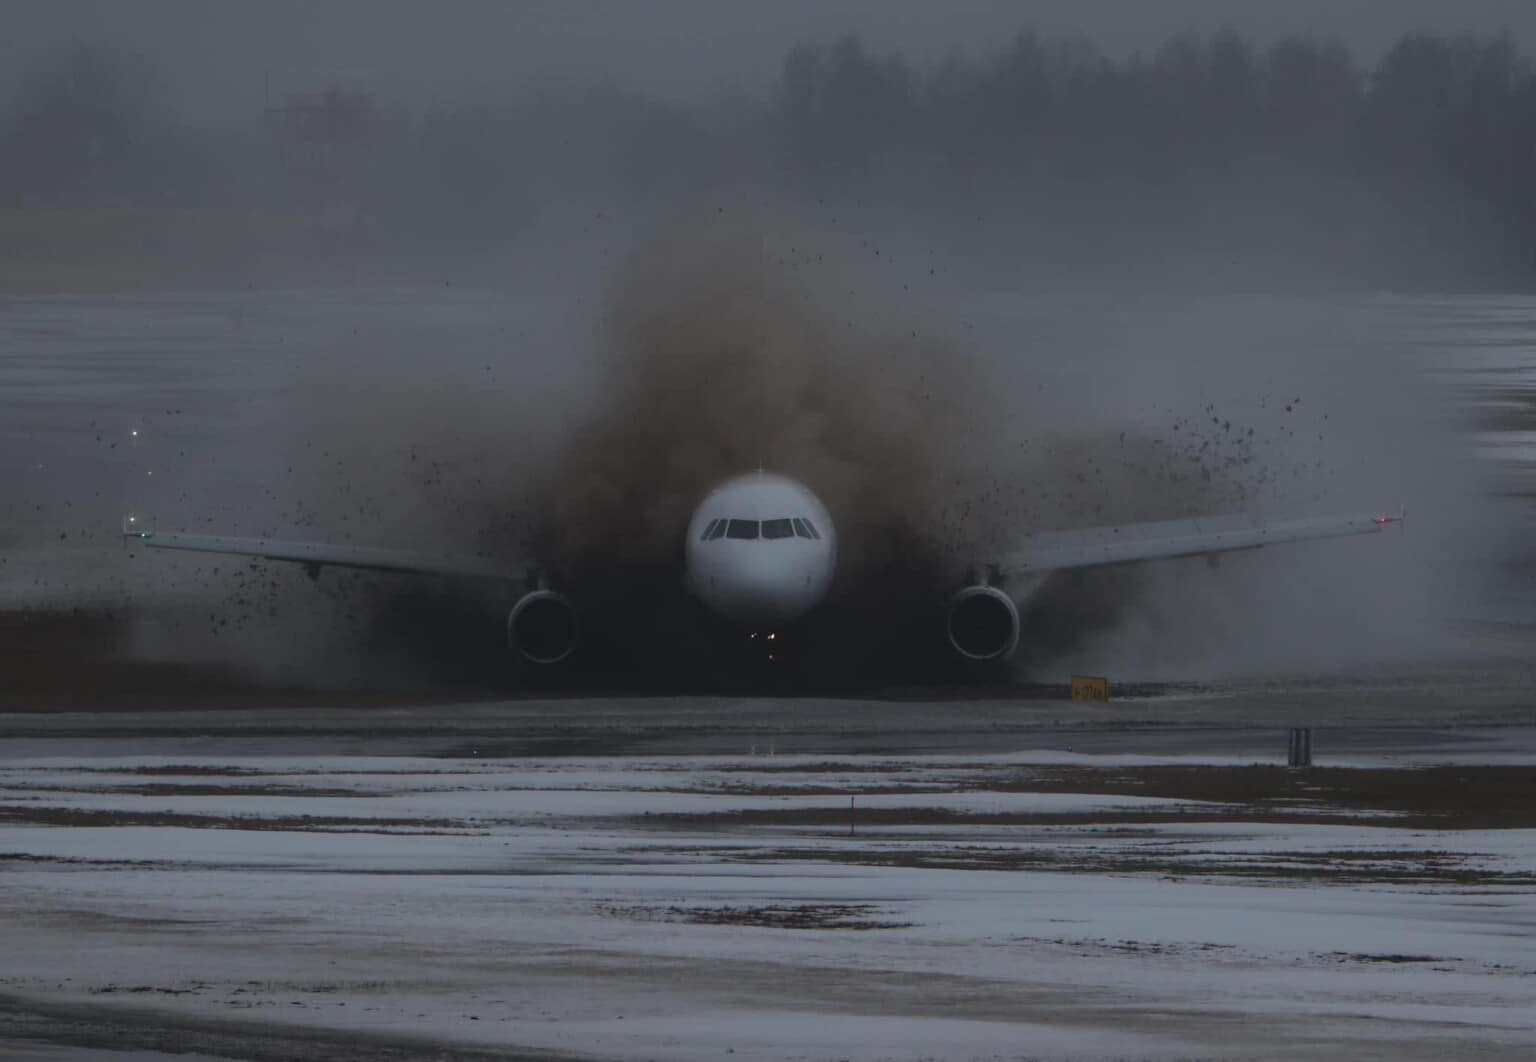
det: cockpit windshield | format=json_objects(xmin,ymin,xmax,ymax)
[{"xmin": 705, "ymin": 517, "xmax": 821, "ymax": 542}]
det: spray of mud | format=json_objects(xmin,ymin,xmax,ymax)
[
  {"xmin": 382, "ymin": 209, "xmax": 1250, "ymax": 686},
  {"xmin": 520, "ymin": 211, "xmax": 1009, "ymax": 682},
  {"xmin": 112, "ymin": 213, "xmax": 1481, "ymax": 692}
]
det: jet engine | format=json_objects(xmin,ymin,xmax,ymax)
[
  {"xmin": 507, "ymin": 590, "xmax": 579, "ymax": 665},
  {"xmin": 944, "ymin": 585, "xmax": 1020, "ymax": 662}
]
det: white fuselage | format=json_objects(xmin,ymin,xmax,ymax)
[{"xmin": 684, "ymin": 472, "xmax": 837, "ymax": 629}]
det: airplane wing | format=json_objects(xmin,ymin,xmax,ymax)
[
  {"xmin": 995, "ymin": 510, "xmax": 1402, "ymax": 578},
  {"xmin": 122, "ymin": 520, "xmax": 516, "ymax": 581}
]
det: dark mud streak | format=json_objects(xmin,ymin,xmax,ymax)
[
  {"xmin": 705, "ymin": 846, "xmax": 1536, "ymax": 887},
  {"xmin": 0, "ymin": 991, "xmax": 590, "ymax": 1062},
  {"xmin": 0, "ymin": 806, "xmax": 462, "ymax": 833},
  {"xmin": 611, "ymin": 902, "xmax": 915, "ymax": 930},
  {"xmin": 632, "ymin": 765, "xmax": 1536, "ymax": 831}
]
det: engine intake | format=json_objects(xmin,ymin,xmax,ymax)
[
  {"xmin": 507, "ymin": 590, "xmax": 578, "ymax": 665},
  {"xmin": 945, "ymin": 585, "xmax": 1020, "ymax": 662}
]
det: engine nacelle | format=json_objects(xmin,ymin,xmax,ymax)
[
  {"xmin": 507, "ymin": 590, "xmax": 578, "ymax": 665},
  {"xmin": 945, "ymin": 585, "xmax": 1020, "ymax": 662}
]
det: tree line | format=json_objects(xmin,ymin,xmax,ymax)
[{"xmin": 3, "ymin": 30, "xmax": 1534, "ymax": 287}]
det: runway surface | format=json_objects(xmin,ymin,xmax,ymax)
[
  {"xmin": 3, "ymin": 663, "xmax": 1536, "ymax": 760},
  {"xmin": 3, "ymin": 687, "xmax": 1536, "ymax": 1061}
]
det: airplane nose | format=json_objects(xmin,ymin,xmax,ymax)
[{"xmin": 717, "ymin": 556, "xmax": 805, "ymax": 626}]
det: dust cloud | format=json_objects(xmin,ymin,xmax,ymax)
[
  {"xmin": 527, "ymin": 211, "xmax": 1000, "ymax": 676},
  {"xmin": 209, "ymin": 210, "xmax": 1465, "ymax": 690},
  {"xmin": 0, "ymin": 223, "xmax": 1487, "ymax": 694},
  {"xmin": 523, "ymin": 214, "xmax": 1305, "ymax": 683},
  {"xmin": 242, "ymin": 211, "xmax": 1018, "ymax": 686}
]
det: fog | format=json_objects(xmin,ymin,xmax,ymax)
[
  {"xmin": 0, "ymin": 6, "xmax": 1518, "ymax": 690},
  {"xmin": 7, "ymin": 15, "xmax": 1536, "ymax": 289},
  {"xmin": 8, "ymin": 1, "xmax": 1536, "ymax": 117}
]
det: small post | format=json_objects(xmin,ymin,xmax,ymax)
[
  {"xmin": 849, "ymin": 794, "xmax": 856, "ymax": 837},
  {"xmin": 1287, "ymin": 728, "xmax": 1313, "ymax": 768}
]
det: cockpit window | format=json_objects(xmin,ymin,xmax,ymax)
[{"xmin": 711, "ymin": 517, "xmax": 818, "ymax": 542}]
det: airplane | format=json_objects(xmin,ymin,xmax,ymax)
[{"xmin": 122, "ymin": 470, "xmax": 1403, "ymax": 671}]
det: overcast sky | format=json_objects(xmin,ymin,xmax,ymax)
[{"xmin": 7, "ymin": 0, "xmax": 1536, "ymax": 118}]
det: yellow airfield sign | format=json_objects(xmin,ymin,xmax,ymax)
[{"xmin": 1071, "ymin": 675, "xmax": 1110, "ymax": 702}]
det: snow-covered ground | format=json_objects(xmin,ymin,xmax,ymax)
[{"xmin": 2, "ymin": 751, "xmax": 1532, "ymax": 1060}]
